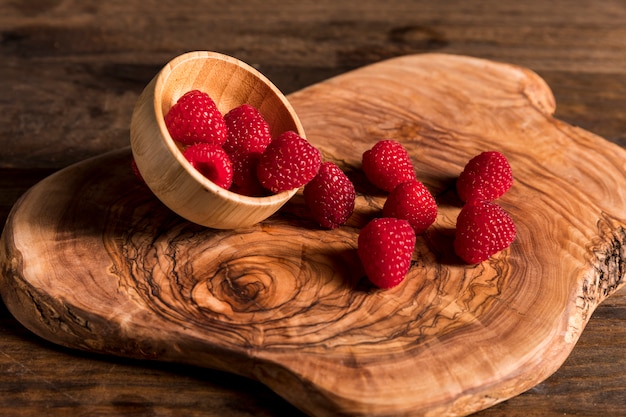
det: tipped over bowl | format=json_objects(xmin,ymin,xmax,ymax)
[{"xmin": 130, "ymin": 51, "xmax": 305, "ymax": 229}]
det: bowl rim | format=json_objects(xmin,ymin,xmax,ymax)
[{"xmin": 152, "ymin": 50, "xmax": 304, "ymax": 207}]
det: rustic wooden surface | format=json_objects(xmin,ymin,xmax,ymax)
[
  {"xmin": 5, "ymin": 53, "xmax": 625, "ymax": 416},
  {"xmin": 1, "ymin": 1, "xmax": 626, "ymax": 416}
]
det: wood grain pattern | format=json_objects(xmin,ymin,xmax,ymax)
[{"xmin": 2, "ymin": 54, "xmax": 626, "ymax": 417}]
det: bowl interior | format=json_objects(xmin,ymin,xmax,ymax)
[{"xmin": 156, "ymin": 51, "xmax": 304, "ymax": 143}]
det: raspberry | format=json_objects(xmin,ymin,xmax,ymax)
[
  {"xmin": 303, "ymin": 162, "xmax": 356, "ymax": 229},
  {"xmin": 362, "ymin": 139, "xmax": 416, "ymax": 192},
  {"xmin": 456, "ymin": 151, "xmax": 513, "ymax": 203},
  {"xmin": 454, "ymin": 200, "xmax": 516, "ymax": 264},
  {"xmin": 256, "ymin": 131, "xmax": 322, "ymax": 193},
  {"xmin": 182, "ymin": 143, "xmax": 233, "ymax": 190},
  {"xmin": 130, "ymin": 157, "xmax": 145, "ymax": 184},
  {"xmin": 223, "ymin": 104, "xmax": 273, "ymax": 197},
  {"xmin": 223, "ymin": 104, "xmax": 272, "ymax": 155},
  {"xmin": 229, "ymin": 151, "xmax": 268, "ymax": 197},
  {"xmin": 383, "ymin": 180, "xmax": 437, "ymax": 234},
  {"xmin": 165, "ymin": 90, "xmax": 227, "ymax": 146},
  {"xmin": 358, "ymin": 218, "xmax": 416, "ymax": 289}
]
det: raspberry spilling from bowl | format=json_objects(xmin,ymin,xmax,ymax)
[
  {"xmin": 256, "ymin": 131, "xmax": 322, "ymax": 193},
  {"xmin": 304, "ymin": 162, "xmax": 356, "ymax": 230},
  {"xmin": 163, "ymin": 90, "xmax": 325, "ymax": 198},
  {"xmin": 147, "ymin": 88, "xmax": 518, "ymax": 290},
  {"xmin": 160, "ymin": 89, "xmax": 355, "ymax": 230}
]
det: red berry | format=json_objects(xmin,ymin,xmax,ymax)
[
  {"xmin": 229, "ymin": 151, "xmax": 268, "ymax": 196},
  {"xmin": 182, "ymin": 143, "xmax": 233, "ymax": 190},
  {"xmin": 165, "ymin": 90, "xmax": 227, "ymax": 146},
  {"xmin": 223, "ymin": 104, "xmax": 273, "ymax": 197},
  {"xmin": 357, "ymin": 218, "xmax": 416, "ymax": 289},
  {"xmin": 456, "ymin": 151, "xmax": 513, "ymax": 202},
  {"xmin": 223, "ymin": 104, "xmax": 272, "ymax": 155},
  {"xmin": 383, "ymin": 180, "xmax": 437, "ymax": 234},
  {"xmin": 362, "ymin": 139, "xmax": 416, "ymax": 192},
  {"xmin": 454, "ymin": 200, "xmax": 516, "ymax": 264},
  {"xmin": 257, "ymin": 131, "xmax": 322, "ymax": 193},
  {"xmin": 130, "ymin": 157, "xmax": 145, "ymax": 184},
  {"xmin": 303, "ymin": 162, "xmax": 356, "ymax": 229}
]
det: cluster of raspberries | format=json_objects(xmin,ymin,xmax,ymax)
[
  {"xmin": 160, "ymin": 89, "xmax": 353, "ymax": 229},
  {"xmin": 134, "ymin": 89, "xmax": 516, "ymax": 289},
  {"xmin": 163, "ymin": 89, "xmax": 322, "ymax": 197},
  {"xmin": 358, "ymin": 144, "xmax": 516, "ymax": 288}
]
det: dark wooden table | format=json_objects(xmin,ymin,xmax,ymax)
[{"xmin": 1, "ymin": 1, "xmax": 625, "ymax": 416}]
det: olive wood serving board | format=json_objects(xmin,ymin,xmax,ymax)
[{"xmin": 2, "ymin": 54, "xmax": 626, "ymax": 417}]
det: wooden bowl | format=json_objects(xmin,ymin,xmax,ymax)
[{"xmin": 130, "ymin": 51, "xmax": 305, "ymax": 229}]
